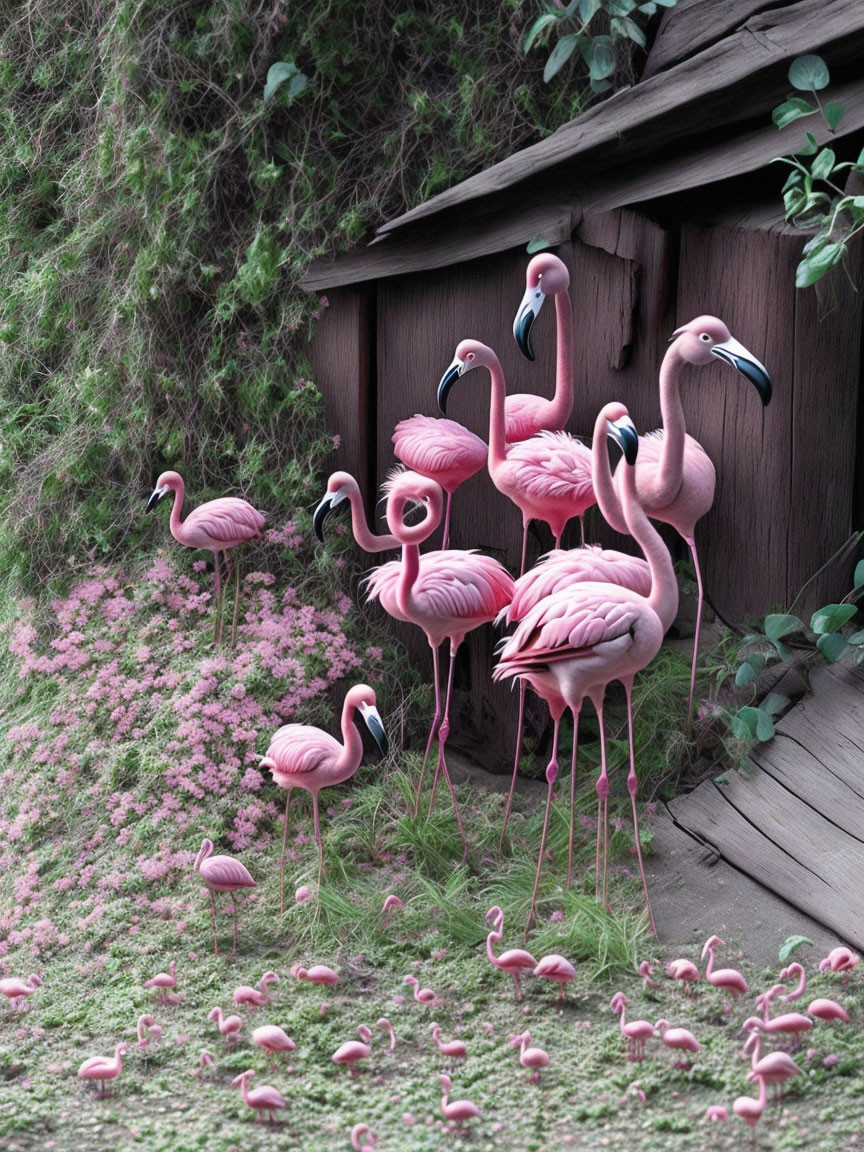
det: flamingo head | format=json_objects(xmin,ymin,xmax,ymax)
[
  {"xmin": 654, "ymin": 1019, "xmax": 669, "ymax": 1034},
  {"xmin": 230, "ymin": 1070, "xmax": 253, "ymax": 1088},
  {"xmin": 313, "ymin": 471, "xmax": 359, "ymax": 541},
  {"xmin": 357, "ymin": 1024, "xmax": 373, "ymax": 1044},
  {"xmin": 610, "ymin": 992, "xmax": 628, "ymax": 1012},
  {"xmin": 199, "ymin": 1050, "xmax": 214, "ymax": 1067},
  {"xmin": 208, "ymin": 1007, "xmax": 221, "ymax": 1022},
  {"xmin": 740, "ymin": 1016, "xmax": 764, "ymax": 1034},
  {"xmin": 146, "ymin": 470, "xmax": 183, "ymax": 512},
  {"xmin": 484, "ymin": 905, "xmax": 504, "ymax": 929},
  {"xmin": 439, "ymin": 1073, "xmax": 452, "ymax": 1093},
  {"xmin": 345, "ymin": 684, "xmax": 389, "ymax": 757},
  {"xmin": 513, "ymin": 253, "xmax": 569, "ymax": 360},
  {"xmin": 701, "ymin": 934, "xmax": 723, "ymax": 960},
  {"xmin": 607, "ymin": 412, "xmax": 639, "ymax": 466},
  {"xmin": 194, "ymin": 839, "xmax": 214, "ymax": 872},
  {"xmin": 670, "ymin": 316, "xmax": 771, "ymax": 405},
  {"xmin": 382, "ymin": 894, "xmax": 403, "ymax": 914},
  {"xmin": 438, "ymin": 340, "xmax": 496, "ymax": 415},
  {"xmin": 403, "ymin": 975, "xmax": 418, "ymax": 988}
]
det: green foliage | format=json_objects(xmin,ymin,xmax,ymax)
[
  {"xmin": 779, "ymin": 933, "xmax": 814, "ymax": 963},
  {"xmin": 523, "ymin": 0, "xmax": 676, "ymax": 93},
  {"xmin": 772, "ymin": 55, "xmax": 864, "ymax": 290}
]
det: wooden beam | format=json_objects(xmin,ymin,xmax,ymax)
[{"xmin": 643, "ymin": 0, "xmax": 782, "ymax": 79}]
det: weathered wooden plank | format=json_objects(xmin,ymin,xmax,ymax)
[
  {"xmin": 375, "ymin": 0, "xmax": 864, "ymax": 237},
  {"xmin": 752, "ymin": 735, "xmax": 864, "ymax": 838},
  {"xmin": 643, "ymin": 0, "xmax": 781, "ymax": 79},
  {"xmin": 770, "ymin": 668, "xmax": 864, "ymax": 798},
  {"xmin": 669, "ymin": 776, "xmax": 864, "ymax": 949}
]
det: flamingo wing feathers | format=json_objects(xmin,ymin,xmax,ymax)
[
  {"xmin": 185, "ymin": 498, "xmax": 266, "ymax": 546},
  {"xmin": 392, "ymin": 416, "xmax": 486, "ymax": 490},
  {"xmin": 407, "ymin": 552, "xmax": 514, "ymax": 622},
  {"xmin": 264, "ymin": 725, "xmax": 343, "ymax": 777},
  {"xmin": 501, "ymin": 547, "xmax": 651, "ymax": 625},
  {"xmin": 504, "ymin": 393, "xmax": 545, "ymax": 442},
  {"xmin": 200, "ymin": 854, "xmax": 255, "ymax": 888},
  {"xmin": 505, "ymin": 432, "xmax": 595, "ymax": 509}
]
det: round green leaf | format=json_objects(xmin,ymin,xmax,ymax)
[
  {"xmin": 824, "ymin": 101, "xmax": 844, "ymax": 131},
  {"xmin": 779, "ymin": 934, "xmax": 813, "ymax": 964},
  {"xmin": 810, "ymin": 602, "xmax": 857, "ymax": 634},
  {"xmin": 764, "ymin": 613, "xmax": 804, "ymax": 642},
  {"xmin": 735, "ymin": 661, "xmax": 757, "ymax": 687},
  {"xmin": 755, "ymin": 709, "xmax": 775, "ymax": 742},
  {"xmin": 760, "ymin": 692, "xmax": 790, "ymax": 717},
  {"xmin": 788, "ymin": 55, "xmax": 830, "ymax": 92},
  {"xmin": 817, "ymin": 632, "xmax": 848, "ymax": 663},
  {"xmin": 588, "ymin": 36, "xmax": 616, "ymax": 81},
  {"xmin": 853, "ymin": 559, "xmax": 864, "ymax": 588},
  {"xmin": 526, "ymin": 235, "xmax": 552, "ymax": 254},
  {"xmin": 264, "ymin": 61, "xmax": 306, "ymax": 104},
  {"xmin": 544, "ymin": 34, "xmax": 580, "ymax": 82}
]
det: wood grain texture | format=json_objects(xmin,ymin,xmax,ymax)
[{"xmin": 643, "ymin": 0, "xmax": 784, "ymax": 79}]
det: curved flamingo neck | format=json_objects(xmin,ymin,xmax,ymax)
[
  {"xmin": 655, "ymin": 344, "xmax": 687, "ymax": 505},
  {"xmin": 338, "ymin": 696, "xmax": 364, "ymax": 776},
  {"xmin": 483, "ymin": 353, "xmax": 509, "ymax": 472},
  {"xmin": 194, "ymin": 841, "xmax": 212, "ymax": 871},
  {"xmin": 348, "ymin": 489, "xmax": 398, "ymax": 552},
  {"xmin": 486, "ymin": 927, "xmax": 503, "ymax": 968},
  {"xmin": 166, "ymin": 478, "xmax": 186, "ymax": 541},
  {"xmin": 704, "ymin": 946, "xmax": 715, "ymax": 980},
  {"xmin": 748, "ymin": 1032, "xmax": 762, "ymax": 1068},
  {"xmin": 784, "ymin": 965, "xmax": 806, "ymax": 1002},
  {"xmin": 616, "ymin": 1002, "xmax": 628, "ymax": 1034},
  {"xmin": 546, "ymin": 289, "xmax": 574, "ymax": 429},
  {"xmin": 591, "ymin": 417, "xmax": 628, "ymax": 535}
]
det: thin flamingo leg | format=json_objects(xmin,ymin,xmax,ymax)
[
  {"xmin": 441, "ymin": 490, "xmax": 453, "ymax": 551},
  {"xmin": 520, "ymin": 519, "xmax": 529, "ymax": 577},
  {"xmin": 312, "ymin": 793, "xmax": 324, "ymax": 887},
  {"xmin": 527, "ymin": 716, "xmax": 560, "ymax": 932},
  {"xmin": 230, "ymin": 892, "xmax": 238, "ymax": 958},
  {"xmin": 499, "ymin": 681, "xmax": 527, "ymax": 850},
  {"xmin": 413, "ymin": 645, "xmax": 443, "ymax": 817},
  {"xmin": 567, "ymin": 706, "xmax": 580, "ymax": 889},
  {"xmin": 213, "ymin": 552, "xmax": 223, "ymax": 644},
  {"xmin": 429, "ymin": 644, "xmax": 457, "ymax": 810},
  {"xmin": 279, "ymin": 790, "xmax": 292, "ymax": 916},
  {"xmin": 593, "ymin": 695, "xmax": 609, "ymax": 905},
  {"xmin": 624, "ymin": 681, "xmax": 657, "ymax": 936},
  {"xmin": 579, "ymin": 516, "xmax": 585, "ymax": 548},
  {"xmin": 684, "ymin": 536, "xmax": 704, "ymax": 728},
  {"xmin": 553, "ymin": 530, "xmax": 562, "ymax": 550},
  {"xmin": 230, "ymin": 553, "xmax": 242, "ymax": 646},
  {"xmin": 209, "ymin": 890, "xmax": 219, "ymax": 955}
]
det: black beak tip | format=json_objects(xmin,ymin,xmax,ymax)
[
  {"xmin": 313, "ymin": 499, "xmax": 332, "ymax": 543},
  {"xmin": 739, "ymin": 360, "xmax": 772, "ymax": 406},
  {"xmin": 437, "ymin": 366, "xmax": 460, "ymax": 416},
  {"xmin": 145, "ymin": 491, "xmax": 161, "ymax": 513},
  {"xmin": 514, "ymin": 313, "xmax": 535, "ymax": 362},
  {"xmin": 366, "ymin": 715, "xmax": 388, "ymax": 756}
]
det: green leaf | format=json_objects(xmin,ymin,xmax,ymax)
[
  {"xmin": 761, "ymin": 692, "xmax": 790, "ymax": 717},
  {"xmin": 611, "ymin": 15, "xmax": 647, "ymax": 46},
  {"xmin": 788, "ymin": 54, "xmax": 830, "ymax": 92},
  {"xmin": 764, "ymin": 613, "xmax": 804, "ymax": 642},
  {"xmin": 824, "ymin": 101, "xmax": 844, "ymax": 130},
  {"xmin": 755, "ymin": 710, "xmax": 775, "ymax": 742},
  {"xmin": 796, "ymin": 241, "xmax": 845, "ymax": 287},
  {"xmin": 846, "ymin": 629, "xmax": 864, "ymax": 646},
  {"xmin": 639, "ymin": 2, "xmax": 657, "ymax": 14},
  {"xmin": 856, "ymin": 145, "xmax": 864, "ymax": 169},
  {"xmin": 524, "ymin": 12, "xmax": 561, "ymax": 52},
  {"xmin": 779, "ymin": 934, "xmax": 813, "ymax": 964},
  {"xmin": 654, "ymin": 0, "xmax": 677, "ymax": 6},
  {"xmin": 544, "ymin": 34, "xmax": 580, "ymax": 82},
  {"xmin": 263, "ymin": 61, "xmax": 307, "ymax": 103},
  {"xmin": 607, "ymin": 0, "xmax": 637, "ymax": 13},
  {"xmin": 773, "ymin": 97, "xmax": 816, "ymax": 130},
  {"xmin": 854, "ymin": 559, "xmax": 864, "ymax": 588},
  {"xmin": 801, "ymin": 229, "xmax": 830, "ymax": 256},
  {"xmin": 735, "ymin": 661, "xmax": 757, "ymax": 687},
  {"xmin": 797, "ymin": 132, "xmax": 820, "ymax": 157},
  {"xmin": 818, "ymin": 632, "xmax": 848, "ymax": 663},
  {"xmin": 811, "ymin": 148, "xmax": 836, "ymax": 181},
  {"xmin": 579, "ymin": 0, "xmax": 602, "ymax": 20},
  {"xmin": 810, "ymin": 602, "xmax": 857, "ymax": 634},
  {"xmin": 588, "ymin": 35, "xmax": 616, "ymax": 80},
  {"xmin": 526, "ymin": 235, "xmax": 551, "ymax": 254},
  {"xmin": 589, "ymin": 76, "xmax": 614, "ymax": 94}
]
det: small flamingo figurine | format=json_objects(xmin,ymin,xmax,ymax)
[
  {"xmin": 375, "ymin": 1017, "xmax": 396, "ymax": 1052},
  {"xmin": 741, "ymin": 1026, "xmax": 800, "ymax": 1099},
  {"xmin": 510, "ymin": 1030, "xmax": 550, "ymax": 1081},
  {"xmin": 252, "ymin": 1025, "xmax": 296, "ymax": 1068},
  {"xmin": 818, "ymin": 946, "xmax": 859, "ymax": 983},
  {"xmin": 654, "ymin": 1019, "xmax": 700, "ymax": 1067},
  {"xmin": 193, "ymin": 838, "xmax": 255, "ymax": 957},
  {"xmin": 439, "ymin": 1073, "xmax": 482, "ymax": 1124},
  {"xmin": 610, "ymin": 993, "xmax": 655, "ymax": 1062},
  {"xmin": 136, "ymin": 1014, "xmax": 163, "ymax": 1052},
  {"xmin": 233, "ymin": 971, "xmax": 279, "ymax": 1010},
  {"xmin": 533, "ymin": 954, "xmax": 576, "ymax": 1002},
  {"xmin": 733, "ymin": 1072, "xmax": 767, "ymax": 1136},
  {"xmin": 196, "ymin": 1051, "xmax": 215, "ymax": 1077},
  {"xmin": 484, "ymin": 906, "xmax": 536, "ymax": 1001},
  {"xmin": 231, "ymin": 1069, "xmax": 286, "ymax": 1123},
  {"xmin": 666, "ymin": 958, "xmax": 700, "ymax": 996},
  {"xmin": 0, "ymin": 973, "xmax": 42, "ymax": 1011},
  {"xmin": 332, "ymin": 1025, "xmax": 373, "ymax": 1076},
  {"xmin": 403, "ymin": 974, "xmax": 440, "ymax": 1006},
  {"xmin": 429, "ymin": 1022, "xmax": 466, "ymax": 1067},
  {"xmin": 78, "ymin": 1044, "xmax": 128, "ymax": 1096},
  {"xmin": 351, "ymin": 1122, "xmax": 377, "ymax": 1151},
  {"xmin": 780, "ymin": 961, "xmax": 850, "ymax": 1023},
  {"xmin": 208, "ymin": 1006, "xmax": 243, "ymax": 1045},
  {"xmin": 143, "ymin": 960, "xmax": 177, "ymax": 1005},
  {"xmin": 637, "ymin": 961, "xmax": 660, "ymax": 991},
  {"xmin": 292, "ymin": 963, "xmax": 339, "ymax": 988},
  {"xmin": 381, "ymin": 893, "xmax": 404, "ymax": 929},
  {"xmin": 146, "ymin": 470, "xmax": 265, "ymax": 644},
  {"xmin": 701, "ymin": 935, "xmax": 748, "ymax": 1013}
]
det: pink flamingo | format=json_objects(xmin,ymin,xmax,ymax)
[
  {"xmin": 439, "ymin": 1073, "xmax": 482, "ymax": 1123},
  {"xmin": 209, "ymin": 1006, "xmax": 243, "ymax": 1044},
  {"xmin": 638, "ymin": 960, "xmax": 661, "ymax": 991},
  {"xmin": 666, "ymin": 957, "xmax": 700, "ymax": 996},
  {"xmin": 819, "ymin": 946, "xmax": 859, "ymax": 983},
  {"xmin": 231, "ymin": 1069, "xmax": 286, "ymax": 1123},
  {"xmin": 440, "ymin": 341, "xmax": 595, "ymax": 573},
  {"xmin": 0, "ymin": 973, "xmax": 42, "ymax": 1010},
  {"xmin": 484, "ymin": 906, "xmax": 536, "ymax": 1000},
  {"xmin": 654, "ymin": 1019, "xmax": 700, "ymax": 1066},
  {"xmin": 745, "ymin": 1000, "xmax": 813, "ymax": 1049},
  {"xmin": 497, "ymin": 544, "xmax": 651, "ymax": 866},
  {"xmin": 146, "ymin": 470, "xmax": 266, "ymax": 644},
  {"xmin": 429, "ymin": 1023, "xmax": 467, "ymax": 1065},
  {"xmin": 403, "ymin": 974, "xmax": 440, "ymax": 1006},
  {"xmin": 741, "ymin": 1026, "xmax": 800, "ymax": 1098},
  {"xmin": 252, "ymin": 1025, "xmax": 296, "ymax": 1067},
  {"xmin": 734, "ymin": 1072, "xmax": 768, "ymax": 1138},
  {"xmin": 193, "ymin": 838, "xmax": 255, "ymax": 957},
  {"xmin": 509, "ymin": 1030, "xmax": 550, "ymax": 1081},
  {"xmin": 495, "ymin": 405, "xmax": 678, "ymax": 929},
  {"xmin": 392, "ymin": 414, "xmax": 487, "ymax": 548},
  {"xmin": 701, "ymin": 935, "xmax": 748, "ymax": 1012},
  {"xmin": 351, "ymin": 1123, "xmax": 377, "ymax": 1152},
  {"xmin": 143, "ymin": 960, "xmax": 177, "ymax": 1004},
  {"xmin": 197, "ymin": 1051, "xmax": 215, "ymax": 1077},
  {"xmin": 78, "ymin": 1044, "xmax": 128, "ymax": 1096},
  {"xmin": 705, "ymin": 1105, "xmax": 727, "ymax": 1123},
  {"xmin": 233, "ymin": 971, "xmax": 279, "ymax": 1010},
  {"xmin": 295, "ymin": 885, "xmax": 312, "ymax": 904},
  {"xmin": 365, "ymin": 471, "xmax": 513, "ymax": 844},
  {"xmin": 778, "ymin": 961, "xmax": 847, "ymax": 1021},
  {"xmin": 136, "ymin": 1014, "xmax": 162, "ymax": 1051},
  {"xmin": 591, "ymin": 317, "xmax": 770, "ymax": 721},
  {"xmin": 533, "ymin": 954, "xmax": 576, "ymax": 1001},
  {"xmin": 333, "ymin": 1025, "xmax": 373, "ymax": 1076},
  {"xmin": 381, "ymin": 894, "xmax": 404, "ymax": 928},
  {"xmin": 610, "ymin": 993, "xmax": 655, "ymax": 1062},
  {"xmin": 314, "ymin": 472, "xmax": 399, "ymax": 552},
  {"xmin": 509, "ymin": 251, "xmax": 575, "ymax": 439},
  {"xmin": 376, "ymin": 1017, "xmax": 397, "ymax": 1052},
  {"xmin": 292, "ymin": 963, "xmax": 339, "ymax": 988},
  {"xmin": 260, "ymin": 684, "xmax": 388, "ymax": 904}
]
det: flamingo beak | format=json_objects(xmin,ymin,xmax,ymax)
[
  {"xmin": 710, "ymin": 337, "xmax": 772, "ymax": 405},
  {"xmin": 513, "ymin": 283, "xmax": 545, "ymax": 361},
  {"xmin": 146, "ymin": 484, "xmax": 169, "ymax": 512},
  {"xmin": 313, "ymin": 486, "xmax": 349, "ymax": 542},
  {"xmin": 360, "ymin": 703, "xmax": 388, "ymax": 756},
  {"xmin": 607, "ymin": 416, "xmax": 639, "ymax": 466},
  {"xmin": 437, "ymin": 356, "xmax": 466, "ymax": 415}
]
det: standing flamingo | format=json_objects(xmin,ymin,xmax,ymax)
[
  {"xmin": 495, "ymin": 405, "xmax": 678, "ymax": 930},
  {"xmin": 701, "ymin": 936, "xmax": 749, "ymax": 1012},
  {"xmin": 209, "ymin": 1006, "xmax": 244, "ymax": 1044},
  {"xmin": 439, "ymin": 341, "xmax": 595, "ymax": 574},
  {"xmin": 392, "ymin": 414, "xmax": 486, "ymax": 548},
  {"xmin": 292, "ymin": 963, "xmax": 339, "ymax": 988},
  {"xmin": 231, "ymin": 1069, "xmax": 286, "ymax": 1123},
  {"xmin": 403, "ymin": 974, "xmax": 440, "ymax": 1006},
  {"xmin": 509, "ymin": 252, "xmax": 575, "ymax": 438},
  {"xmin": 777, "ymin": 960, "xmax": 846, "ymax": 1022},
  {"xmin": 314, "ymin": 472, "xmax": 399, "ymax": 552},
  {"xmin": 484, "ymin": 906, "xmax": 536, "ymax": 1000},
  {"xmin": 439, "ymin": 1074, "xmax": 482, "ymax": 1123},
  {"xmin": 591, "ymin": 317, "xmax": 770, "ymax": 721},
  {"xmin": 146, "ymin": 470, "xmax": 266, "ymax": 644},
  {"xmin": 143, "ymin": 960, "xmax": 177, "ymax": 1005},
  {"xmin": 429, "ymin": 1023, "xmax": 467, "ymax": 1066},
  {"xmin": 233, "ymin": 971, "xmax": 279, "ymax": 1010},
  {"xmin": 733, "ymin": 1072, "xmax": 767, "ymax": 1137},
  {"xmin": 533, "ymin": 954, "xmax": 576, "ymax": 1001},
  {"xmin": 332, "ymin": 1025, "xmax": 373, "ymax": 1076},
  {"xmin": 610, "ymin": 993, "xmax": 655, "ymax": 1062},
  {"xmin": 509, "ymin": 1030, "xmax": 550, "ymax": 1081},
  {"xmin": 0, "ymin": 973, "xmax": 42, "ymax": 1010},
  {"xmin": 375, "ymin": 1017, "xmax": 397, "ymax": 1052},
  {"xmin": 252, "ymin": 1025, "xmax": 296, "ymax": 1066},
  {"xmin": 77, "ymin": 1044, "xmax": 127, "ymax": 1096},
  {"xmin": 135, "ymin": 1014, "xmax": 162, "ymax": 1052},
  {"xmin": 654, "ymin": 1019, "xmax": 700, "ymax": 1065},
  {"xmin": 193, "ymin": 839, "xmax": 255, "ymax": 957},
  {"xmin": 381, "ymin": 894, "xmax": 404, "ymax": 928},
  {"xmin": 666, "ymin": 958, "xmax": 700, "ymax": 996},
  {"xmin": 260, "ymin": 684, "xmax": 388, "ymax": 903},
  {"xmin": 741, "ymin": 1026, "xmax": 800, "ymax": 1098}
]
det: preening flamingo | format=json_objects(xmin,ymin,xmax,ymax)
[
  {"xmin": 510, "ymin": 1030, "xmax": 550, "ymax": 1080},
  {"xmin": 429, "ymin": 1023, "xmax": 467, "ymax": 1065},
  {"xmin": 742, "ymin": 1026, "xmax": 800, "ymax": 1097},
  {"xmin": 484, "ymin": 905, "xmax": 536, "ymax": 1000},
  {"xmin": 252, "ymin": 1025, "xmax": 296, "ymax": 1065},
  {"xmin": 260, "ymin": 684, "xmax": 388, "ymax": 904},
  {"xmin": 193, "ymin": 839, "xmax": 255, "ymax": 957},
  {"xmin": 209, "ymin": 1006, "xmax": 243, "ymax": 1044},
  {"xmin": 819, "ymin": 946, "xmax": 859, "ymax": 983},
  {"xmin": 292, "ymin": 963, "xmax": 339, "ymax": 987},
  {"xmin": 391, "ymin": 414, "xmax": 486, "ymax": 548},
  {"xmin": 701, "ymin": 935, "xmax": 748, "ymax": 1011},
  {"xmin": 592, "ymin": 316, "xmax": 771, "ymax": 721},
  {"xmin": 665, "ymin": 957, "xmax": 700, "ymax": 996},
  {"xmin": 495, "ymin": 405, "xmax": 677, "ymax": 930},
  {"xmin": 509, "ymin": 251, "xmax": 575, "ymax": 439},
  {"xmin": 364, "ymin": 470, "xmax": 513, "ymax": 848},
  {"xmin": 403, "ymin": 974, "xmax": 440, "ymax": 1006},
  {"xmin": 0, "ymin": 973, "xmax": 42, "ymax": 1010},
  {"xmin": 375, "ymin": 1017, "xmax": 397, "ymax": 1052},
  {"xmin": 233, "ymin": 971, "xmax": 279, "ymax": 1009},
  {"xmin": 231, "ymin": 1069, "xmax": 286, "ymax": 1123},
  {"xmin": 146, "ymin": 470, "xmax": 265, "ymax": 644},
  {"xmin": 439, "ymin": 1073, "xmax": 482, "ymax": 1123},
  {"xmin": 610, "ymin": 993, "xmax": 655, "ymax": 1062},
  {"xmin": 533, "ymin": 953, "xmax": 576, "ymax": 1000},
  {"xmin": 351, "ymin": 1123, "xmax": 377, "ymax": 1152},
  {"xmin": 381, "ymin": 893, "xmax": 404, "ymax": 928},
  {"xmin": 439, "ymin": 341, "xmax": 595, "ymax": 574},
  {"xmin": 143, "ymin": 960, "xmax": 177, "ymax": 1004},
  {"xmin": 332, "ymin": 1025, "xmax": 373, "ymax": 1075},
  {"xmin": 78, "ymin": 1043, "xmax": 127, "ymax": 1095}
]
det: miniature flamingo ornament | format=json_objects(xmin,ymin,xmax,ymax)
[
  {"xmin": 233, "ymin": 971, "xmax": 279, "ymax": 1010},
  {"xmin": 193, "ymin": 838, "xmax": 255, "ymax": 957},
  {"xmin": 510, "ymin": 1030, "xmax": 550, "ymax": 1081},
  {"xmin": 666, "ymin": 958, "xmax": 700, "ymax": 996},
  {"xmin": 733, "ymin": 1072, "xmax": 768, "ymax": 1136},
  {"xmin": 429, "ymin": 1023, "xmax": 467, "ymax": 1066},
  {"xmin": 252, "ymin": 1025, "xmax": 296, "ymax": 1067},
  {"xmin": 781, "ymin": 960, "xmax": 851, "ymax": 1022},
  {"xmin": 819, "ymin": 946, "xmax": 859, "ymax": 983},
  {"xmin": 637, "ymin": 960, "xmax": 660, "ymax": 990},
  {"xmin": 484, "ymin": 906, "xmax": 536, "ymax": 1000},
  {"xmin": 375, "ymin": 1017, "xmax": 396, "ymax": 1052},
  {"xmin": 78, "ymin": 1044, "xmax": 127, "ymax": 1096},
  {"xmin": 351, "ymin": 1123, "xmax": 377, "ymax": 1152},
  {"xmin": 332, "ymin": 1025, "xmax": 373, "ymax": 1076},
  {"xmin": 292, "ymin": 963, "xmax": 339, "ymax": 987},
  {"xmin": 143, "ymin": 960, "xmax": 177, "ymax": 1004},
  {"xmin": 136, "ymin": 1014, "xmax": 162, "ymax": 1051},
  {"xmin": 0, "ymin": 973, "xmax": 42, "ymax": 1010},
  {"xmin": 208, "ymin": 1006, "xmax": 243, "ymax": 1045},
  {"xmin": 654, "ymin": 1019, "xmax": 699, "ymax": 1066},
  {"xmin": 295, "ymin": 885, "xmax": 312, "ymax": 904},
  {"xmin": 381, "ymin": 893, "xmax": 404, "ymax": 929},
  {"xmin": 610, "ymin": 993, "xmax": 655, "ymax": 1062},
  {"xmin": 533, "ymin": 954, "xmax": 576, "ymax": 1001},
  {"xmin": 705, "ymin": 1105, "xmax": 728, "ymax": 1123},
  {"xmin": 701, "ymin": 936, "xmax": 748, "ymax": 1012},
  {"xmin": 197, "ymin": 1051, "xmax": 215, "ymax": 1077},
  {"xmin": 146, "ymin": 470, "xmax": 265, "ymax": 644},
  {"xmin": 403, "ymin": 974, "xmax": 440, "ymax": 1006},
  {"xmin": 742, "ymin": 1027, "xmax": 800, "ymax": 1097},
  {"xmin": 231, "ymin": 1069, "xmax": 286, "ymax": 1123},
  {"xmin": 439, "ymin": 1073, "xmax": 482, "ymax": 1123}
]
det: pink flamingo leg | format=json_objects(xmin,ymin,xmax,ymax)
[
  {"xmin": 312, "ymin": 793, "xmax": 324, "ymax": 887},
  {"xmin": 230, "ymin": 554, "xmax": 242, "ymax": 646},
  {"xmin": 567, "ymin": 707, "xmax": 580, "ymax": 889},
  {"xmin": 429, "ymin": 644, "xmax": 457, "ymax": 810},
  {"xmin": 278, "ymin": 790, "xmax": 292, "ymax": 916},
  {"xmin": 624, "ymin": 680, "xmax": 657, "ymax": 937},
  {"xmin": 413, "ymin": 646, "xmax": 443, "ymax": 818},
  {"xmin": 230, "ymin": 892, "xmax": 238, "ymax": 958},
  {"xmin": 594, "ymin": 696, "xmax": 609, "ymax": 905},
  {"xmin": 209, "ymin": 890, "xmax": 220, "ymax": 956},
  {"xmin": 527, "ymin": 717, "xmax": 560, "ymax": 930},
  {"xmin": 441, "ymin": 491, "xmax": 453, "ymax": 551},
  {"xmin": 520, "ymin": 519, "xmax": 530, "ymax": 577},
  {"xmin": 213, "ymin": 552, "xmax": 223, "ymax": 644},
  {"xmin": 579, "ymin": 516, "xmax": 585, "ymax": 547},
  {"xmin": 684, "ymin": 537, "xmax": 704, "ymax": 727},
  {"xmin": 499, "ymin": 681, "xmax": 527, "ymax": 850}
]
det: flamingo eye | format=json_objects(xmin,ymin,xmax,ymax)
[
  {"xmin": 699, "ymin": 333, "xmax": 712, "ymax": 343},
  {"xmin": 467, "ymin": 352, "xmax": 475, "ymax": 361}
]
